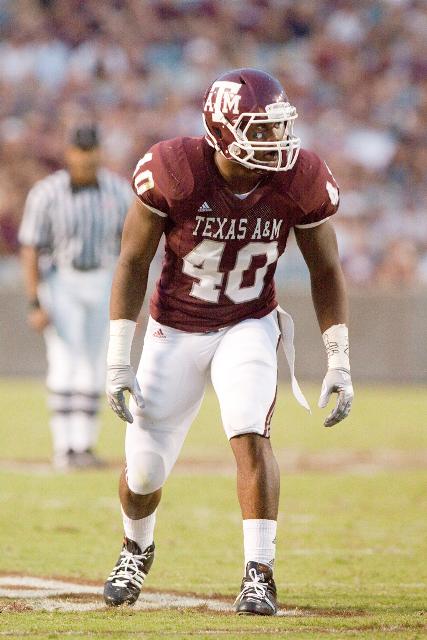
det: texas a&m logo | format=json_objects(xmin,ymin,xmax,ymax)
[{"xmin": 204, "ymin": 81, "xmax": 242, "ymax": 123}]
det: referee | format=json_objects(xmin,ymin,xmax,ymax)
[{"xmin": 19, "ymin": 125, "xmax": 133, "ymax": 470}]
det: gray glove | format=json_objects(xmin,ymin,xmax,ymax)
[
  {"xmin": 318, "ymin": 368, "xmax": 353, "ymax": 428},
  {"xmin": 106, "ymin": 364, "xmax": 144, "ymax": 423}
]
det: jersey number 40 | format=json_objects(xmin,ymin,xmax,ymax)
[{"xmin": 183, "ymin": 239, "xmax": 278, "ymax": 303}]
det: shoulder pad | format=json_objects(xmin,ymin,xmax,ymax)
[
  {"xmin": 286, "ymin": 149, "xmax": 337, "ymax": 215},
  {"xmin": 134, "ymin": 137, "xmax": 204, "ymax": 208}
]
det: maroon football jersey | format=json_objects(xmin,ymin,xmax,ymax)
[{"xmin": 132, "ymin": 137, "xmax": 339, "ymax": 332}]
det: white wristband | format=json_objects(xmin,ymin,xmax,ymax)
[
  {"xmin": 322, "ymin": 323, "xmax": 350, "ymax": 371},
  {"xmin": 107, "ymin": 319, "xmax": 137, "ymax": 366}
]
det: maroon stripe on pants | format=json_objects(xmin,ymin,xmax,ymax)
[
  {"xmin": 263, "ymin": 334, "xmax": 281, "ymax": 437},
  {"xmin": 263, "ymin": 383, "xmax": 278, "ymax": 437}
]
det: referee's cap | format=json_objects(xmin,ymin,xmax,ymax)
[{"xmin": 70, "ymin": 124, "xmax": 100, "ymax": 151}]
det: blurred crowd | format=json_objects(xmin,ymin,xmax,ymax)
[{"xmin": 0, "ymin": 0, "xmax": 426, "ymax": 287}]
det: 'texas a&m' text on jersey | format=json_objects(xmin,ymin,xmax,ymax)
[{"xmin": 132, "ymin": 136, "xmax": 339, "ymax": 332}]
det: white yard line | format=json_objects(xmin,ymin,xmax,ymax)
[
  {"xmin": 0, "ymin": 575, "xmax": 231, "ymax": 612},
  {"xmin": 0, "ymin": 575, "xmax": 306, "ymax": 615},
  {"xmin": 2, "ymin": 575, "xmax": 424, "ymax": 615}
]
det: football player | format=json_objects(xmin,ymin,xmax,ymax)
[{"xmin": 104, "ymin": 68, "xmax": 353, "ymax": 615}]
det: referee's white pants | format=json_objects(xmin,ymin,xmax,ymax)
[
  {"xmin": 39, "ymin": 268, "xmax": 113, "ymax": 454},
  {"xmin": 41, "ymin": 268, "xmax": 113, "ymax": 395},
  {"xmin": 125, "ymin": 311, "xmax": 281, "ymax": 496}
]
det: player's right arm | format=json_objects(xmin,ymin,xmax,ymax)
[
  {"xmin": 110, "ymin": 197, "xmax": 165, "ymax": 321},
  {"xmin": 19, "ymin": 181, "xmax": 53, "ymax": 333},
  {"xmin": 106, "ymin": 197, "xmax": 165, "ymax": 423}
]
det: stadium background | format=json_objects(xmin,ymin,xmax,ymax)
[{"xmin": 0, "ymin": 0, "xmax": 425, "ymax": 379}]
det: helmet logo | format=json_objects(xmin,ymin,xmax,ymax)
[{"xmin": 204, "ymin": 81, "xmax": 242, "ymax": 123}]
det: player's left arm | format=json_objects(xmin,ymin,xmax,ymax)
[
  {"xmin": 294, "ymin": 220, "xmax": 354, "ymax": 427},
  {"xmin": 20, "ymin": 245, "xmax": 51, "ymax": 333}
]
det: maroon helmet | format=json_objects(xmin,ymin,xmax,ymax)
[{"xmin": 202, "ymin": 68, "xmax": 300, "ymax": 172}]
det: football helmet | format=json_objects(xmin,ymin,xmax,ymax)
[{"xmin": 203, "ymin": 68, "xmax": 300, "ymax": 172}]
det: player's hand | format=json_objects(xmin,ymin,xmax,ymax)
[
  {"xmin": 318, "ymin": 368, "xmax": 353, "ymax": 427},
  {"xmin": 106, "ymin": 364, "xmax": 145, "ymax": 423},
  {"xmin": 27, "ymin": 307, "xmax": 50, "ymax": 333}
]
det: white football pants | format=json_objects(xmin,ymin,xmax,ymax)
[
  {"xmin": 125, "ymin": 311, "xmax": 282, "ymax": 496},
  {"xmin": 40, "ymin": 268, "xmax": 113, "ymax": 454}
]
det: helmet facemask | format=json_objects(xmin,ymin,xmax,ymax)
[{"xmin": 204, "ymin": 101, "xmax": 300, "ymax": 172}]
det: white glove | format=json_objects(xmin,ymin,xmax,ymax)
[
  {"xmin": 106, "ymin": 364, "xmax": 145, "ymax": 423},
  {"xmin": 318, "ymin": 368, "xmax": 353, "ymax": 428}
]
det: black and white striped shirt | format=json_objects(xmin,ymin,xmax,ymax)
[{"xmin": 19, "ymin": 169, "xmax": 133, "ymax": 270}]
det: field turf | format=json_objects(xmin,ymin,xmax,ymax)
[{"xmin": 0, "ymin": 378, "xmax": 426, "ymax": 639}]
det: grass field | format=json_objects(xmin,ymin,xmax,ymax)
[{"xmin": 0, "ymin": 378, "xmax": 426, "ymax": 639}]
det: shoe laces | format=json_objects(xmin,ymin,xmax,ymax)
[
  {"xmin": 107, "ymin": 547, "xmax": 150, "ymax": 589},
  {"xmin": 236, "ymin": 567, "xmax": 269, "ymax": 602}
]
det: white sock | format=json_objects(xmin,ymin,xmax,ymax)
[
  {"xmin": 50, "ymin": 413, "xmax": 73, "ymax": 454},
  {"xmin": 121, "ymin": 507, "xmax": 156, "ymax": 552},
  {"xmin": 70, "ymin": 412, "xmax": 99, "ymax": 452},
  {"xmin": 243, "ymin": 519, "xmax": 277, "ymax": 568}
]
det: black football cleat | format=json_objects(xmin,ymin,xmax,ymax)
[
  {"xmin": 103, "ymin": 537, "xmax": 155, "ymax": 606},
  {"xmin": 235, "ymin": 561, "xmax": 277, "ymax": 616}
]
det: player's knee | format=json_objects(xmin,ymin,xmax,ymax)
[
  {"xmin": 126, "ymin": 451, "xmax": 166, "ymax": 495},
  {"xmin": 231, "ymin": 432, "xmax": 274, "ymax": 469}
]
